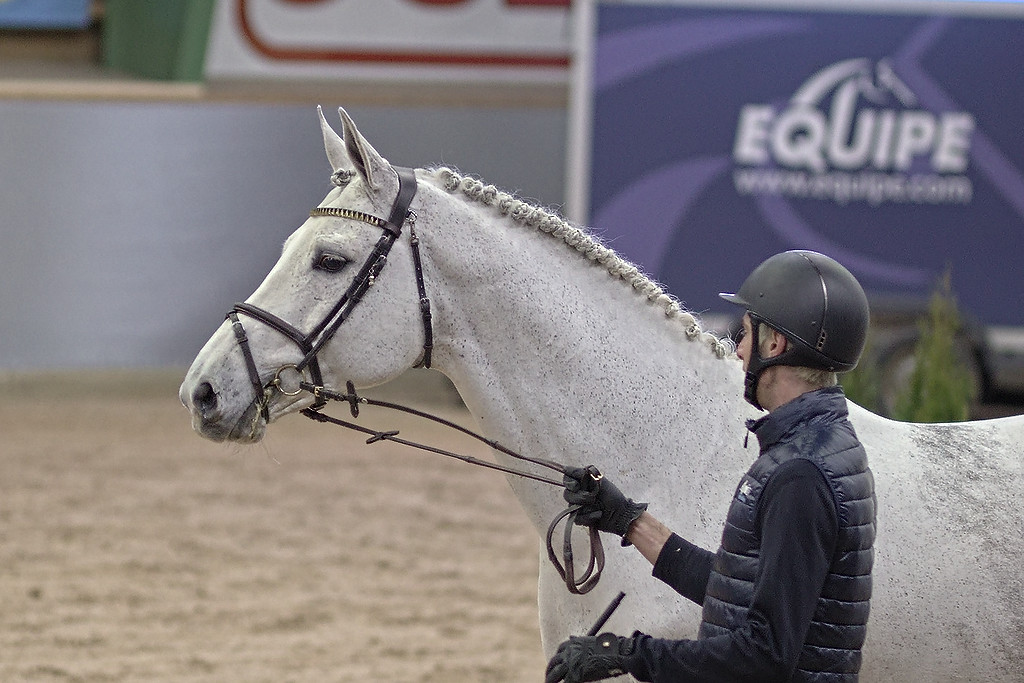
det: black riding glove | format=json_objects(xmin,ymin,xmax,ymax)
[
  {"xmin": 545, "ymin": 632, "xmax": 638, "ymax": 683},
  {"xmin": 563, "ymin": 466, "xmax": 648, "ymax": 544}
]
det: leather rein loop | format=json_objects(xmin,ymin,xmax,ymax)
[
  {"xmin": 297, "ymin": 380, "xmax": 605, "ymax": 595},
  {"xmin": 224, "ymin": 164, "xmax": 604, "ymax": 595}
]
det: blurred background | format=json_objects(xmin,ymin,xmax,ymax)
[
  {"xmin": 0, "ymin": 0, "xmax": 570, "ymax": 373},
  {"xmin": 2, "ymin": 0, "xmax": 1023, "ymax": 419}
]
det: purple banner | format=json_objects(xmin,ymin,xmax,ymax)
[{"xmin": 588, "ymin": 3, "xmax": 1024, "ymax": 326}]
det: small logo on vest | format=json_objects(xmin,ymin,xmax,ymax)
[{"xmin": 738, "ymin": 480, "xmax": 754, "ymax": 503}]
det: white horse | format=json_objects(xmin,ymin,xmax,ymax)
[{"xmin": 180, "ymin": 107, "xmax": 1024, "ymax": 681}]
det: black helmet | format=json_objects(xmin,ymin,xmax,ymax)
[{"xmin": 720, "ymin": 251, "xmax": 869, "ymax": 408}]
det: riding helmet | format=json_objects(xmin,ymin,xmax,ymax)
[{"xmin": 719, "ymin": 250, "xmax": 870, "ymax": 372}]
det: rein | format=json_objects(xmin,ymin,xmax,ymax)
[
  {"xmin": 225, "ymin": 164, "xmax": 605, "ymax": 594},
  {"xmin": 298, "ymin": 380, "xmax": 606, "ymax": 595},
  {"xmin": 299, "ymin": 381, "xmax": 565, "ymax": 485}
]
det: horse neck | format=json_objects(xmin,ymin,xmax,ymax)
[{"xmin": 418, "ymin": 173, "xmax": 749, "ymax": 533}]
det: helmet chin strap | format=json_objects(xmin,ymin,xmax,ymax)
[
  {"xmin": 743, "ymin": 321, "xmax": 768, "ymax": 410},
  {"xmin": 743, "ymin": 315, "xmax": 798, "ymax": 411}
]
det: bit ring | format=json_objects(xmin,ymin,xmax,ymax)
[{"xmin": 272, "ymin": 364, "xmax": 305, "ymax": 396}]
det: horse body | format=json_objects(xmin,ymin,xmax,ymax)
[
  {"xmin": 849, "ymin": 404, "xmax": 1023, "ymax": 680},
  {"xmin": 181, "ymin": 108, "xmax": 1023, "ymax": 680}
]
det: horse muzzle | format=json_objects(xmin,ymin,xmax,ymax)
[{"xmin": 179, "ymin": 373, "xmax": 268, "ymax": 444}]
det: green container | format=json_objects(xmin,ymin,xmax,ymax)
[{"xmin": 102, "ymin": 1, "xmax": 215, "ymax": 81}]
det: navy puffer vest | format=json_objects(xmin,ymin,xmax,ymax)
[{"xmin": 698, "ymin": 387, "xmax": 875, "ymax": 682}]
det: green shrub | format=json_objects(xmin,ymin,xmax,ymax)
[{"xmin": 891, "ymin": 273, "xmax": 975, "ymax": 423}]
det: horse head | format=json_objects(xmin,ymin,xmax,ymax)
[{"xmin": 180, "ymin": 107, "xmax": 430, "ymax": 442}]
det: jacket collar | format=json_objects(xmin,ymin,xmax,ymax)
[{"xmin": 746, "ymin": 385, "xmax": 848, "ymax": 452}]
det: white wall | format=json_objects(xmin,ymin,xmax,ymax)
[{"xmin": 0, "ymin": 100, "xmax": 566, "ymax": 369}]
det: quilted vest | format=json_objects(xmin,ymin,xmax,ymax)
[{"xmin": 698, "ymin": 387, "xmax": 876, "ymax": 682}]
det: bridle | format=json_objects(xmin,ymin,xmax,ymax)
[
  {"xmin": 226, "ymin": 166, "xmax": 431, "ymax": 421},
  {"xmin": 222, "ymin": 164, "xmax": 605, "ymax": 595}
]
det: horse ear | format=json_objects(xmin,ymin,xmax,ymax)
[
  {"xmin": 337, "ymin": 106, "xmax": 392, "ymax": 192},
  {"xmin": 318, "ymin": 105, "xmax": 349, "ymax": 173}
]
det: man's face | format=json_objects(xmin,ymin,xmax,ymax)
[{"xmin": 736, "ymin": 313, "xmax": 753, "ymax": 372}]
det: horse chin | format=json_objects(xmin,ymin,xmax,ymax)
[
  {"xmin": 190, "ymin": 402, "xmax": 266, "ymax": 444},
  {"xmin": 226, "ymin": 403, "xmax": 268, "ymax": 443}
]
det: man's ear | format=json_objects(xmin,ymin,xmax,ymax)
[{"xmin": 763, "ymin": 328, "xmax": 789, "ymax": 358}]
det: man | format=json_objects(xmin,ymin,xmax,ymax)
[{"xmin": 545, "ymin": 250, "xmax": 876, "ymax": 683}]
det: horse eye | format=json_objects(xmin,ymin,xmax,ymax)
[{"xmin": 315, "ymin": 253, "xmax": 348, "ymax": 272}]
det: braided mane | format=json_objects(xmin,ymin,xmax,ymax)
[{"xmin": 432, "ymin": 167, "xmax": 733, "ymax": 359}]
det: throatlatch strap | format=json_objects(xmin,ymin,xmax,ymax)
[{"xmin": 410, "ymin": 223, "xmax": 433, "ymax": 369}]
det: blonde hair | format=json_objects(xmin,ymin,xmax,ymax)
[{"xmin": 758, "ymin": 322, "xmax": 837, "ymax": 388}]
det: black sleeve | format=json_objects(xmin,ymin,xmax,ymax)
[
  {"xmin": 651, "ymin": 533, "xmax": 715, "ymax": 606},
  {"xmin": 624, "ymin": 459, "xmax": 839, "ymax": 682}
]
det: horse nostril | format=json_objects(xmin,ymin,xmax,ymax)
[{"xmin": 192, "ymin": 381, "xmax": 219, "ymax": 417}]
